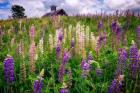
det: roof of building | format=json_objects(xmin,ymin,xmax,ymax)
[{"xmin": 43, "ymin": 9, "xmax": 68, "ymax": 17}]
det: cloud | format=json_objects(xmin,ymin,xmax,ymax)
[
  {"xmin": 11, "ymin": 0, "xmax": 47, "ymax": 17},
  {"xmin": 104, "ymin": 0, "xmax": 140, "ymax": 10},
  {"xmin": 0, "ymin": 9, "xmax": 10, "ymax": 19}
]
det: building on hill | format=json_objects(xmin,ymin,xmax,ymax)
[{"xmin": 43, "ymin": 5, "xmax": 68, "ymax": 17}]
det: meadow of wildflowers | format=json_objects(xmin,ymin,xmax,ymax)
[{"xmin": 0, "ymin": 14, "xmax": 140, "ymax": 93}]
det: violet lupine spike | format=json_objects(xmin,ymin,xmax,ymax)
[
  {"xmin": 4, "ymin": 56, "xmax": 15, "ymax": 83},
  {"xmin": 34, "ymin": 79, "xmax": 42, "ymax": 93},
  {"xmin": 58, "ymin": 30, "xmax": 63, "ymax": 42},
  {"xmin": 115, "ymin": 48, "xmax": 127, "ymax": 76},
  {"xmin": 62, "ymin": 51, "xmax": 71, "ymax": 65},
  {"xmin": 87, "ymin": 52, "xmax": 93, "ymax": 61},
  {"xmin": 129, "ymin": 44, "xmax": 139, "ymax": 79},
  {"xmin": 58, "ymin": 64, "xmax": 65, "ymax": 81},
  {"xmin": 96, "ymin": 68, "xmax": 102, "ymax": 76},
  {"xmin": 81, "ymin": 59, "xmax": 90, "ymax": 70},
  {"xmin": 56, "ymin": 42, "xmax": 61, "ymax": 58},
  {"xmin": 108, "ymin": 79, "xmax": 122, "ymax": 93},
  {"xmin": 98, "ymin": 21, "xmax": 103, "ymax": 30},
  {"xmin": 137, "ymin": 26, "xmax": 140, "ymax": 38},
  {"xmin": 60, "ymin": 88, "xmax": 69, "ymax": 93},
  {"xmin": 111, "ymin": 21, "xmax": 117, "ymax": 32}
]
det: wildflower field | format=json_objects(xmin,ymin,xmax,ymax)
[{"xmin": 0, "ymin": 15, "xmax": 140, "ymax": 93}]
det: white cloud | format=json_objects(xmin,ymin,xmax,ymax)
[
  {"xmin": 0, "ymin": 0, "xmax": 7, "ymax": 3},
  {"xmin": 104, "ymin": 0, "xmax": 140, "ymax": 10},
  {"xmin": 0, "ymin": 9, "xmax": 10, "ymax": 19},
  {"xmin": 65, "ymin": 0, "xmax": 80, "ymax": 6},
  {"xmin": 11, "ymin": 0, "xmax": 47, "ymax": 17}
]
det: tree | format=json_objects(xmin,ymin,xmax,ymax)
[{"xmin": 11, "ymin": 5, "xmax": 26, "ymax": 19}]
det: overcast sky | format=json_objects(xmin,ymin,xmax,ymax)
[{"xmin": 0, "ymin": 0, "xmax": 140, "ymax": 19}]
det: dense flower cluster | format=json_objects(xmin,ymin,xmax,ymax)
[
  {"xmin": 136, "ymin": 26, "xmax": 140, "ymax": 38},
  {"xmin": 58, "ymin": 50, "xmax": 71, "ymax": 81},
  {"xmin": 129, "ymin": 44, "xmax": 139, "ymax": 79},
  {"xmin": 115, "ymin": 48, "xmax": 127, "ymax": 76},
  {"xmin": 81, "ymin": 57, "xmax": 92, "ymax": 78},
  {"xmin": 34, "ymin": 79, "xmax": 42, "ymax": 93},
  {"xmin": 29, "ymin": 41, "xmax": 36, "ymax": 73},
  {"xmin": 108, "ymin": 75, "xmax": 125, "ymax": 93},
  {"xmin": 4, "ymin": 56, "xmax": 15, "ymax": 83},
  {"xmin": 56, "ymin": 42, "xmax": 61, "ymax": 58}
]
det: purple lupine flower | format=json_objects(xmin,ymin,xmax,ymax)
[
  {"xmin": 103, "ymin": 32, "xmax": 107, "ymax": 44},
  {"xmin": 60, "ymin": 88, "xmax": 69, "ymax": 93},
  {"xmin": 81, "ymin": 59, "xmax": 90, "ymax": 70},
  {"xmin": 115, "ymin": 48, "xmax": 127, "ymax": 76},
  {"xmin": 87, "ymin": 52, "xmax": 93, "ymax": 61},
  {"xmin": 58, "ymin": 30, "xmax": 63, "ymax": 42},
  {"xmin": 108, "ymin": 79, "xmax": 122, "ymax": 93},
  {"xmin": 70, "ymin": 38, "xmax": 75, "ymax": 48},
  {"xmin": 111, "ymin": 21, "xmax": 117, "ymax": 32},
  {"xmin": 116, "ymin": 26, "xmax": 122, "ymax": 44},
  {"xmin": 56, "ymin": 42, "xmax": 61, "ymax": 58},
  {"xmin": 81, "ymin": 59, "xmax": 87, "ymax": 69},
  {"xmin": 58, "ymin": 64, "xmax": 65, "ymax": 81},
  {"xmin": 62, "ymin": 51, "xmax": 71, "ymax": 65},
  {"xmin": 4, "ymin": 56, "xmax": 15, "ymax": 83},
  {"xmin": 136, "ymin": 26, "xmax": 140, "ymax": 38},
  {"xmin": 98, "ymin": 21, "xmax": 103, "ymax": 30},
  {"xmin": 34, "ymin": 79, "xmax": 42, "ymax": 93},
  {"xmin": 96, "ymin": 68, "xmax": 102, "ymax": 76},
  {"xmin": 129, "ymin": 44, "xmax": 139, "ymax": 79}
]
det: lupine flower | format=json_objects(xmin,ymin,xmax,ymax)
[
  {"xmin": 39, "ymin": 38, "xmax": 44, "ymax": 54},
  {"xmin": 108, "ymin": 75, "xmax": 125, "ymax": 93},
  {"xmin": 4, "ymin": 56, "xmax": 15, "ymax": 83},
  {"xmin": 87, "ymin": 51, "xmax": 93, "ymax": 61},
  {"xmin": 96, "ymin": 68, "xmax": 102, "ymax": 76},
  {"xmin": 62, "ymin": 51, "xmax": 71, "ymax": 65},
  {"xmin": 58, "ymin": 29, "xmax": 63, "ymax": 42},
  {"xmin": 34, "ymin": 79, "xmax": 42, "ymax": 93},
  {"xmin": 60, "ymin": 82, "xmax": 69, "ymax": 93},
  {"xmin": 58, "ymin": 64, "xmax": 65, "ymax": 81},
  {"xmin": 60, "ymin": 88, "xmax": 69, "ymax": 93},
  {"xmin": 71, "ymin": 38, "xmax": 75, "ymax": 48},
  {"xmin": 96, "ymin": 34, "xmax": 106, "ymax": 54},
  {"xmin": 129, "ymin": 44, "xmax": 139, "ymax": 79},
  {"xmin": 56, "ymin": 42, "xmax": 61, "ymax": 58},
  {"xmin": 29, "ymin": 25, "xmax": 35, "ymax": 39},
  {"xmin": 111, "ymin": 21, "xmax": 117, "ymax": 32},
  {"xmin": 29, "ymin": 41, "xmax": 36, "ymax": 73},
  {"xmin": 81, "ymin": 58, "xmax": 90, "ymax": 78},
  {"xmin": 20, "ymin": 61, "xmax": 26, "ymax": 82},
  {"xmin": 115, "ymin": 48, "xmax": 127, "ymax": 76},
  {"xmin": 98, "ymin": 21, "xmax": 103, "ymax": 30},
  {"xmin": 116, "ymin": 26, "xmax": 122, "ymax": 44},
  {"xmin": 108, "ymin": 79, "xmax": 121, "ymax": 93}
]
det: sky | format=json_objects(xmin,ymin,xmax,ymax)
[{"xmin": 0, "ymin": 0, "xmax": 140, "ymax": 19}]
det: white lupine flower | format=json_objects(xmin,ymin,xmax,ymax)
[{"xmin": 39, "ymin": 38, "xmax": 44, "ymax": 54}]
